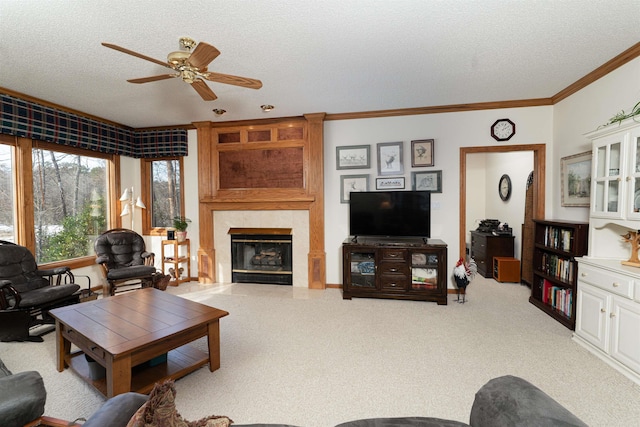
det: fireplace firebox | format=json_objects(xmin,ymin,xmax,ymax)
[{"xmin": 230, "ymin": 228, "xmax": 293, "ymax": 285}]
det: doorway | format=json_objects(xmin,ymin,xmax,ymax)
[{"xmin": 459, "ymin": 144, "xmax": 546, "ymax": 261}]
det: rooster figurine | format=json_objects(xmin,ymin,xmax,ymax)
[{"xmin": 453, "ymin": 257, "xmax": 477, "ymax": 303}]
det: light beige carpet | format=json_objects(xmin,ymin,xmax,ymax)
[{"xmin": 1, "ymin": 278, "xmax": 640, "ymax": 426}]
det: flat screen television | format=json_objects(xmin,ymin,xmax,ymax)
[{"xmin": 349, "ymin": 190, "xmax": 431, "ymax": 238}]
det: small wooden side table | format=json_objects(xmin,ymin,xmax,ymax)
[
  {"xmin": 161, "ymin": 239, "xmax": 191, "ymax": 285},
  {"xmin": 493, "ymin": 257, "xmax": 521, "ymax": 283}
]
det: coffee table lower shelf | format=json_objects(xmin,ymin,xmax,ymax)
[{"xmin": 67, "ymin": 344, "xmax": 208, "ymax": 396}]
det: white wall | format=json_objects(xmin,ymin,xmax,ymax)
[
  {"xmin": 484, "ymin": 151, "xmax": 533, "ymax": 260},
  {"xmin": 465, "ymin": 153, "xmax": 487, "ymax": 238},
  {"xmin": 323, "ymin": 106, "xmax": 553, "ymax": 285},
  {"xmin": 553, "ymin": 57, "xmax": 640, "ymax": 222},
  {"xmin": 112, "ymin": 56, "xmax": 639, "ymax": 290}
]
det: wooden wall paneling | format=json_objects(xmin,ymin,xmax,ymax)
[
  {"xmin": 195, "ymin": 121, "xmax": 216, "ymax": 283},
  {"xmin": 15, "ymin": 137, "xmax": 35, "ymax": 247},
  {"xmin": 305, "ymin": 113, "xmax": 326, "ymax": 288},
  {"xmin": 196, "ymin": 115, "xmax": 326, "ymax": 288}
]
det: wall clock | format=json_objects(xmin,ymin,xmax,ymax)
[
  {"xmin": 499, "ymin": 174, "xmax": 512, "ymax": 201},
  {"xmin": 491, "ymin": 119, "xmax": 516, "ymax": 141}
]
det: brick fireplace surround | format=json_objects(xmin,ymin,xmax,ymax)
[{"xmin": 194, "ymin": 114, "xmax": 326, "ymax": 289}]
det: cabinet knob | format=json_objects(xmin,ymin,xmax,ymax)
[
  {"xmin": 612, "ymin": 282, "xmax": 620, "ymax": 288},
  {"xmin": 600, "ymin": 308, "xmax": 606, "ymax": 313},
  {"xmin": 581, "ymin": 272, "xmax": 587, "ymax": 277},
  {"xmin": 610, "ymin": 313, "xmax": 616, "ymax": 318},
  {"xmin": 389, "ymin": 268, "xmax": 398, "ymax": 272},
  {"xmin": 390, "ymin": 283, "xmax": 397, "ymax": 287}
]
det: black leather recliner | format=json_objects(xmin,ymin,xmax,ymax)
[
  {"xmin": 94, "ymin": 228, "xmax": 157, "ymax": 296},
  {"xmin": 0, "ymin": 240, "xmax": 80, "ymax": 342}
]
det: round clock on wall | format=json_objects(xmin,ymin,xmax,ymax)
[
  {"xmin": 499, "ymin": 174, "xmax": 512, "ymax": 201},
  {"xmin": 491, "ymin": 118, "xmax": 516, "ymax": 141}
]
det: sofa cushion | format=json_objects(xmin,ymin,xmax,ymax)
[
  {"xmin": 0, "ymin": 357, "xmax": 12, "ymax": 376},
  {"xmin": 82, "ymin": 392, "xmax": 149, "ymax": 427},
  {"xmin": 126, "ymin": 380, "xmax": 232, "ymax": 427},
  {"xmin": 336, "ymin": 417, "xmax": 470, "ymax": 427},
  {"xmin": 0, "ymin": 370, "xmax": 46, "ymax": 427},
  {"xmin": 469, "ymin": 375, "xmax": 587, "ymax": 427}
]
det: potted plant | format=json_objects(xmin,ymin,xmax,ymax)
[{"xmin": 172, "ymin": 216, "xmax": 192, "ymax": 242}]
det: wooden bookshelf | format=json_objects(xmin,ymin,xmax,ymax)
[{"xmin": 529, "ymin": 219, "xmax": 588, "ymax": 330}]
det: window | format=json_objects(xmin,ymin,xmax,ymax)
[
  {"xmin": 141, "ymin": 157, "xmax": 184, "ymax": 235},
  {"xmin": 32, "ymin": 144, "xmax": 110, "ymax": 263},
  {"xmin": 0, "ymin": 142, "xmax": 14, "ymax": 242}
]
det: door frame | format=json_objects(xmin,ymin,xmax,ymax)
[{"xmin": 459, "ymin": 144, "xmax": 546, "ymax": 260}]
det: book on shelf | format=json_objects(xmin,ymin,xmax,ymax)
[
  {"xmin": 540, "ymin": 253, "xmax": 574, "ymax": 282},
  {"xmin": 542, "ymin": 226, "xmax": 573, "ymax": 252},
  {"xmin": 541, "ymin": 278, "xmax": 572, "ymax": 317}
]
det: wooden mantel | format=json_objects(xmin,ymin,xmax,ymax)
[{"xmin": 194, "ymin": 113, "xmax": 326, "ymax": 289}]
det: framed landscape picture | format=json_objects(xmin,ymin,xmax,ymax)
[
  {"xmin": 340, "ymin": 174, "xmax": 369, "ymax": 203},
  {"xmin": 377, "ymin": 142, "xmax": 404, "ymax": 175},
  {"xmin": 561, "ymin": 151, "xmax": 592, "ymax": 207},
  {"xmin": 411, "ymin": 139, "xmax": 434, "ymax": 167},
  {"xmin": 336, "ymin": 145, "xmax": 370, "ymax": 169},
  {"xmin": 412, "ymin": 170, "xmax": 442, "ymax": 193}
]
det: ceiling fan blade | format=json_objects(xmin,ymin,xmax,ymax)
[
  {"xmin": 191, "ymin": 79, "xmax": 218, "ymax": 101},
  {"xmin": 102, "ymin": 42, "xmax": 171, "ymax": 68},
  {"xmin": 203, "ymin": 72, "xmax": 263, "ymax": 89},
  {"xmin": 188, "ymin": 42, "xmax": 221, "ymax": 70},
  {"xmin": 127, "ymin": 74, "xmax": 178, "ymax": 84}
]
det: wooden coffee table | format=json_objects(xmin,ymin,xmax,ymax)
[{"xmin": 49, "ymin": 288, "xmax": 228, "ymax": 398}]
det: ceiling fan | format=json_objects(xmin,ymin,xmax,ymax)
[{"xmin": 102, "ymin": 37, "xmax": 262, "ymax": 101}]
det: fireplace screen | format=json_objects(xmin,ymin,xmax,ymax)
[{"xmin": 231, "ymin": 234, "xmax": 293, "ymax": 285}]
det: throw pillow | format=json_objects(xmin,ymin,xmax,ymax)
[{"xmin": 126, "ymin": 380, "xmax": 232, "ymax": 427}]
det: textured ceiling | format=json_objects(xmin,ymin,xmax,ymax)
[{"xmin": 1, "ymin": 0, "xmax": 639, "ymax": 128}]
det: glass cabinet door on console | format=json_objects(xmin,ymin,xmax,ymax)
[
  {"xmin": 344, "ymin": 250, "xmax": 376, "ymax": 289},
  {"xmin": 411, "ymin": 251, "xmax": 439, "ymax": 291},
  {"xmin": 626, "ymin": 129, "xmax": 640, "ymax": 220},
  {"xmin": 592, "ymin": 134, "xmax": 625, "ymax": 218}
]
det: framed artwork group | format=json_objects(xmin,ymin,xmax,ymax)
[{"xmin": 337, "ymin": 139, "xmax": 440, "ymax": 203}]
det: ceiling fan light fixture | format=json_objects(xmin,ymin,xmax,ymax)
[
  {"xmin": 213, "ymin": 109, "xmax": 226, "ymax": 116},
  {"xmin": 167, "ymin": 50, "xmax": 190, "ymax": 65},
  {"xmin": 181, "ymin": 69, "xmax": 196, "ymax": 83},
  {"xmin": 261, "ymin": 104, "xmax": 275, "ymax": 112}
]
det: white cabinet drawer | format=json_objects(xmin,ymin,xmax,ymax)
[{"xmin": 578, "ymin": 265, "xmax": 634, "ymax": 299}]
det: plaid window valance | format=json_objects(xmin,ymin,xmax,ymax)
[{"xmin": 0, "ymin": 94, "xmax": 187, "ymax": 158}]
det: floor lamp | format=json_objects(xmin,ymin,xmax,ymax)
[{"xmin": 120, "ymin": 187, "xmax": 146, "ymax": 230}]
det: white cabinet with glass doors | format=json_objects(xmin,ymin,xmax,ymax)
[{"xmin": 589, "ymin": 120, "xmax": 640, "ymax": 222}]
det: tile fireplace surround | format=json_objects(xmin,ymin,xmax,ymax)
[{"xmin": 214, "ymin": 210, "xmax": 310, "ymax": 287}]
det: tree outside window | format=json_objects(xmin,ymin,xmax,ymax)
[
  {"xmin": 142, "ymin": 158, "xmax": 184, "ymax": 234},
  {"xmin": 32, "ymin": 148, "xmax": 108, "ymax": 263},
  {"xmin": 0, "ymin": 144, "xmax": 14, "ymax": 242}
]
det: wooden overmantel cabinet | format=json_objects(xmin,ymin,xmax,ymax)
[{"xmin": 193, "ymin": 114, "xmax": 327, "ymax": 289}]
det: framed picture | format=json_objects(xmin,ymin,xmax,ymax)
[
  {"xmin": 412, "ymin": 170, "xmax": 442, "ymax": 193},
  {"xmin": 340, "ymin": 174, "xmax": 369, "ymax": 203},
  {"xmin": 336, "ymin": 145, "xmax": 370, "ymax": 169},
  {"xmin": 377, "ymin": 142, "xmax": 404, "ymax": 176},
  {"xmin": 376, "ymin": 177, "xmax": 405, "ymax": 190},
  {"xmin": 411, "ymin": 139, "xmax": 434, "ymax": 167},
  {"xmin": 561, "ymin": 151, "xmax": 592, "ymax": 207}
]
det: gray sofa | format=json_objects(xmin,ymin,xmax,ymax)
[
  {"xmin": 82, "ymin": 375, "xmax": 586, "ymax": 427},
  {"xmin": 0, "ymin": 358, "xmax": 46, "ymax": 427}
]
